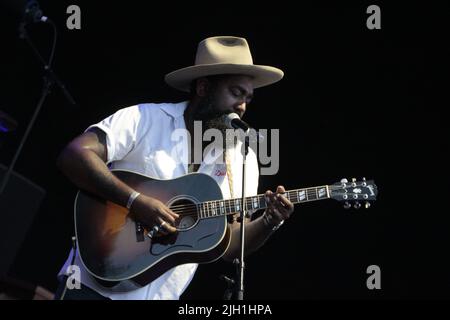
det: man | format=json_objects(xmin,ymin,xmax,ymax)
[{"xmin": 55, "ymin": 36, "xmax": 294, "ymax": 300}]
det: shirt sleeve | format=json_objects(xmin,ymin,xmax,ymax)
[{"xmin": 85, "ymin": 105, "xmax": 143, "ymax": 164}]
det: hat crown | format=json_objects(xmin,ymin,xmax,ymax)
[{"xmin": 195, "ymin": 36, "xmax": 254, "ymax": 65}]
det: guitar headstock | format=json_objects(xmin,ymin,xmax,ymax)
[{"xmin": 329, "ymin": 178, "xmax": 378, "ymax": 209}]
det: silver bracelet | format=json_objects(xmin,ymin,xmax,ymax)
[
  {"xmin": 126, "ymin": 191, "xmax": 141, "ymax": 210},
  {"xmin": 262, "ymin": 213, "xmax": 284, "ymax": 231}
]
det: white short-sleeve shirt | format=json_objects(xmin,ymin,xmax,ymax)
[{"xmin": 59, "ymin": 101, "xmax": 259, "ymax": 300}]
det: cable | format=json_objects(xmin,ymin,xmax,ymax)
[{"xmin": 58, "ymin": 236, "xmax": 77, "ymax": 300}]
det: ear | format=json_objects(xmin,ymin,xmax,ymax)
[{"xmin": 195, "ymin": 78, "xmax": 210, "ymax": 97}]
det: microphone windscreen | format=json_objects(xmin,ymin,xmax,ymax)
[{"xmin": 221, "ymin": 112, "xmax": 240, "ymax": 129}]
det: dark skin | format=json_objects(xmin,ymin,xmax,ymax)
[{"xmin": 56, "ymin": 74, "xmax": 294, "ymax": 262}]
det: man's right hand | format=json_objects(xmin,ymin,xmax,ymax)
[
  {"xmin": 57, "ymin": 128, "xmax": 179, "ymax": 235},
  {"xmin": 129, "ymin": 194, "xmax": 179, "ymax": 234}
]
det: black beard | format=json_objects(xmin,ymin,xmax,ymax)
[
  {"xmin": 193, "ymin": 95, "xmax": 229, "ymax": 135},
  {"xmin": 193, "ymin": 96, "xmax": 240, "ymax": 149}
]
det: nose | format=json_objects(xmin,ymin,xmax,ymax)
[{"xmin": 234, "ymin": 102, "xmax": 246, "ymax": 117}]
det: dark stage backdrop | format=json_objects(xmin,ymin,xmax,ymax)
[{"xmin": 0, "ymin": 1, "xmax": 448, "ymax": 299}]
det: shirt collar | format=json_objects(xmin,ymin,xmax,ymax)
[{"xmin": 159, "ymin": 101, "xmax": 188, "ymax": 119}]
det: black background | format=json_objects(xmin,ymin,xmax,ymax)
[{"xmin": 0, "ymin": 1, "xmax": 448, "ymax": 299}]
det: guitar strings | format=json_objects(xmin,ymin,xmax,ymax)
[
  {"xmin": 170, "ymin": 189, "xmax": 353, "ymax": 211},
  {"xmin": 166, "ymin": 186, "xmax": 370, "ymax": 217},
  {"xmin": 168, "ymin": 185, "xmax": 364, "ymax": 211},
  {"xmin": 168, "ymin": 188, "xmax": 330, "ymax": 210}
]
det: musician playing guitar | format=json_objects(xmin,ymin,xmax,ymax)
[{"xmin": 55, "ymin": 36, "xmax": 293, "ymax": 300}]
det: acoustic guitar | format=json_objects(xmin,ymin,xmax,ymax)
[{"xmin": 74, "ymin": 169, "xmax": 377, "ymax": 288}]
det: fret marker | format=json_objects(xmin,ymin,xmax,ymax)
[
  {"xmin": 298, "ymin": 190, "xmax": 306, "ymax": 201},
  {"xmin": 318, "ymin": 188, "xmax": 326, "ymax": 198}
]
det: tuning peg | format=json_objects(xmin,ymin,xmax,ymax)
[
  {"xmin": 351, "ymin": 178, "xmax": 357, "ymax": 187},
  {"xmin": 343, "ymin": 201, "xmax": 351, "ymax": 209},
  {"xmin": 365, "ymin": 202, "xmax": 371, "ymax": 209},
  {"xmin": 362, "ymin": 177, "xmax": 367, "ymax": 186},
  {"xmin": 340, "ymin": 178, "xmax": 348, "ymax": 187},
  {"xmin": 353, "ymin": 201, "xmax": 361, "ymax": 209}
]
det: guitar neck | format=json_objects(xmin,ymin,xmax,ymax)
[{"xmin": 198, "ymin": 185, "xmax": 330, "ymax": 219}]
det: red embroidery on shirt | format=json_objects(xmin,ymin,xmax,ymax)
[{"xmin": 215, "ymin": 169, "xmax": 226, "ymax": 176}]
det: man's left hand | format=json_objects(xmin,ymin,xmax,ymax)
[{"xmin": 264, "ymin": 185, "xmax": 294, "ymax": 227}]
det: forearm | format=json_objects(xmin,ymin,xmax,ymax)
[
  {"xmin": 223, "ymin": 213, "xmax": 275, "ymax": 261},
  {"xmin": 57, "ymin": 146, "xmax": 134, "ymax": 207}
]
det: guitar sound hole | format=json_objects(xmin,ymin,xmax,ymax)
[{"xmin": 170, "ymin": 199, "xmax": 198, "ymax": 231}]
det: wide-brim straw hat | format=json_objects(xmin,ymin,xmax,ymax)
[{"xmin": 165, "ymin": 36, "xmax": 284, "ymax": 92}]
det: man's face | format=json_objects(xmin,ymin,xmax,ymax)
[{"xmin": 194, "ymin": 75, "xmax": 254, "ymax": 133}]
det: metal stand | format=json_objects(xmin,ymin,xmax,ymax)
[
  {"xmin": 235, "ymin": 135, "xmax": 250, "ymax": 300},
  {"xmin": 221, "ymin": 134, "xmax": 250, "ymax": 300},
  {"xmin": 0, "ymin": 20, "xmax": 75, "ymax": 196}
]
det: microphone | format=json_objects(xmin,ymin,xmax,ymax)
[
  {"xmin": 223, "ymin": 113, "xmax": 251, "ymax": 133},
  {"xmin": 222, "ymin": 113, "xmax": 265, "ymax": 142},
  {"xmin": 1, "ymin": 0, "xmax": 48, "ymax": 24},
  {"xmin": 23, "ymin": 0, "xmax": 48, "ymax": 23}
]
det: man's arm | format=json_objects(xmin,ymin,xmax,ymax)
[
  {"xmin": 57, "ymin": 128, "xmax": 179, "ymax": 232},
  {"xmin": 222, "ymin": 186, "xmax": 294, "ymax": 261},
  {"xmin": 222, "ymin": 216, "xmax": 274, "ymax": 262},
  {"xmin": 57, "ymin": 128, "xmax": 133, "ymax": 208}
]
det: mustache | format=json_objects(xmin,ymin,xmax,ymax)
[{"xmin": 195, "ymin": 108, "xmax": 228, "ymax": 120}]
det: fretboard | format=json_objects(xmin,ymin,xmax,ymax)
[{"xmin": 197, "ymin": 185, "xmax": 330, "ymax": 219}]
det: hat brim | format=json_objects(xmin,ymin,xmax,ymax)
[{"xmin": 165, "ymin": 64, "xmax": 284, "ymax": 92}]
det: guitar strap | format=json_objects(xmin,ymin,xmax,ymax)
[
  {"xmin": 225, "ymin": 149, "xmax": 234, "ymax": 199},
  {"xmin": 225, "ymin": 149, "xmax": 239, "ymax": 223}
]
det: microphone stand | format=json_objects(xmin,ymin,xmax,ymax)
[
  {"xmin": 0, "ymin": 21, "xmax": 76, "ymax": 196},
  {"xmin": 235, "ymin": 134, "xmax": 250, "ymax": 300}
]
